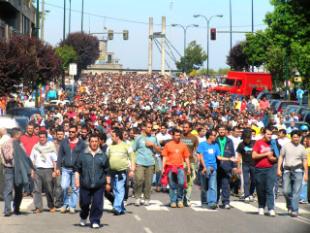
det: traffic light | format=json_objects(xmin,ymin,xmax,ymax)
[
  {"xmin": 210, "ymin": 28, "xmax": 216, "ymax": 40},
  {"xmin": 123, "ymin": 30, "xmax": 129, "ymax": 40},
  {"xmin": 108, "ymin": 30, "xmax": 114, "ymax": 40}
]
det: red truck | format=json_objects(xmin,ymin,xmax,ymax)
[{"xmin": 211, "ymin": 71, "xmax": 272, "ymax": 96}]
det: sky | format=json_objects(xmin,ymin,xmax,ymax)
[{"xmin": 43, "ymin": 0, "xmax": 274, "ymax": 70}]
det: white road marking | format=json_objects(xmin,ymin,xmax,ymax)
[
  {"xmin": 230, "ymin": 201, "xmax": 258, "ymax": 213},
  {"xmin": 145, "ymin": 200, "xmax": 169, "ymax": 211},
  {"xmin": 294, "ymin": 217, "xmax": 310, "ymax": 225},
  {"xmin": 104, "ymin": 199, "xmax": 113, "ymax": 211},
  {"xmin": 134, "ymin": 214, "xmax": 141, "ymax": 221},
  {"xmin": 190, "ymin": 201, "xmax": 218, "ymax": 212},
  {"xmin": 275, "ymin": 202, "xmax": 310, "ymax": 214},
  {"xmin": 20, "ymin": 199, "xmax": 33, "ymax": 211},
  {"xmin": 144, "ymin": 227, "xmax": 153, "ymax": 233}
]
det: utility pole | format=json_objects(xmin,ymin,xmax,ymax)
[
  {"xmin": 69, "ymin": 0, "xmax": 72, "ymax": 33},
  {"xmin": 148, "ymin": 17, "xmax": 153, "ymax": 74},
  {"xmin": 63, "ymin": 0, "xmax": 66, "ymax": 41},
  {"xmin": 251, "ymin": 0, "xmax": 254, "ymax": 72},
  {"xmin": 40, "ymin": 0, "xmax": 45, "ymax": 40},
  {"xmin": 161, "ymin": 16, "xmax": 166, "ymax": 75},
  {"xmin": 81, "ymin": 0, "xmax": 84, "ymax": 32},
  {"xmin": 229, "ymin": 0, "xmax": 232, "ymax": 51}
]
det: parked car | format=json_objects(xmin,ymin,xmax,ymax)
[
  {"xmin": 302, "ymin": 111, "xmax": 310, "ymax": 123},
  {"xmin": 48, "ymin": 99, "xmax": 70, "ymax": 106},
  {"xmin": 256, "ymin": 91, "xmax": 283, "ymax": 100},
  {"xmin": 273, "ymin": 100, "xmax": 298, "ymax": 114},
  {"xmin": 284, "ymin": 121, "xmax": 310, "ymax": 130},
  {"xmin": 284, "ymin": 105, "xmax": 308, "ymax": 118},
  {"xmin": 6, "ymin": 107, "xmax": 43, "ymax": 119}
]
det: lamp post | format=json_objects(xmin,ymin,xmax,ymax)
[
  {"xmin": 63, "ymin": 0, "xmax": 66, "ymax": 41},
  {"xmin": 81, "ymin": 0, "xmax": 84, "ymax": 32},
  {"xmin": 193, "ymin": 14, "xmax": 223, "ymax": 76},
  {"xmin": 69, "ymin": 0, "xmax": 72, "ymax": 33},
  {"xmin": 171, "ymin": 23, "xmax": 199, "ymax": 56}
]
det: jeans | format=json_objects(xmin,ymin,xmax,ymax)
[
  {"xmin": 80, "ymin": 186, "xmax": 104, "ymax": 225},
  {"xmin": 200, "ymin": 169, "xmax": 217, "ymax": 206},
  {"xmin": 61, "ymin": 167, "xmax": 79, "ymax": 209},
  {"xmin": 217, "ymin": 168, "xmax": 231, "ymax": 205},
  {"xmin": 33, "ymin": 168, "xmax": 54, "ymax": 209},
  {"xmin": 255, "ymin": 167, "xmax": 275, "ymax": 210},
  {"xmin": 283, "ymin": 169, "xmax": 304, "ymax": 212},
  {"xmin": 111, "ymin": 171, "xmax": 126, "ymax": 213},
  {"xmin": 134, "ymin": 165, "xmax": 154, "ymax": 200},
  {"xmin": 242, "ymin": 164, "xmax": 255, "ymax": 198},
  {"xmin": 3, "ymin": 167, "xmax": 23, "ymax": 215},
  {"xmin": 300, "ymin": 180, "xmax": 308, "ymax": 202},
  {"xmin": 168, "ymin": 168, "xmax": 185, "ymax": 203}
]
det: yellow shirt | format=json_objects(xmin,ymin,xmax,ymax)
[{"xmin": 306, "ymin": 147, "xmax": 310, "ymax": 167}]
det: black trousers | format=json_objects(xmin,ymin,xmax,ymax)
[{"xmin": 80, "ymin": 186, "xmax": 105, "ymax": 225}]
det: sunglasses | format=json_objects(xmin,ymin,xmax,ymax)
[{"xmin": 69, "ymin": 131, "xmax": 76, "ymax": 133}]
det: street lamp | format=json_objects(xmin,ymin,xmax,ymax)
[
  {"xmin": 193, "ymin": 14, "xmax": 223, "ymax": 76},
  {"xmin": 171, "ymin": 23, "xmax": 199, "ymax": 56}
]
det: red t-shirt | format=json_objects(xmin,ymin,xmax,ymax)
[
  {"xmin": 20, "ymin": 134, "xmax": 39, "ymax": 157},
  {"xmin": 69, "ymin": 142, "xmax": 77, "ymax": 151},
  {"xmin": 252, "ymin": 139, "xmax": 273, "ymax": 168}
]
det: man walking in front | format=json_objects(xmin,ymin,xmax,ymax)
[
  {"xmin": 162, "ymin": 129, "xmax": 190, "ymax": 208},
  {"xmin": 75, "ymin": 134, "xmax": 110, "ymax": 229},
  {"xmin": 277, "ymin": 130, "xmax": 308, "ymax": 217}
]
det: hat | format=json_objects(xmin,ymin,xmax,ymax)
[
  {"xmin": 153, "ymin": 125, "xmax": 159, "ymax": 130},
  {"xmin": 300, "ymin": 125, "xmax": 309, "ymax": 131}
]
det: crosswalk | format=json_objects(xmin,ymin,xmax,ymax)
[{"xmin": 19, "ymin": 198, "xmax": 310, "ymax": 215}]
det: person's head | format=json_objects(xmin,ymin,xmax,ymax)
[
  {"xmin": 198, "ymin": 128, "xmax": 207, "ymax": 138},
  {"xmin": 26, "ymin": 122, "xmax": 35, "ymax": 136},
  {"xmin": 241, "ymin": 128, "xmax": 252, "ymax": 144},
  {"xmin": 38, "ymin": 130, "xmax": 48, "ymax": 145},
  {"xmin": 160, "ymin": 124, "xmax": 168, "ymax": 134},
  {"xmin": 278, "ymin": 129, "xmax": 287, "ymax": 138},
  {"xmin": 172, "ymin": 129, "xmax": 182, "ymax": 143},
  {"xmin": 11, "ymin": 128, "xmax": 22, "ymax": 140},
  {"xmin": 182, "ymin": 122, "xmax": 192, "ymax": 135},
  {"xmin": 56, "ymin": 127, "xmax": 65, "ymax": 142},
  {"xmin": 63, "ymin": 121, "xmax": 70, "ymax": 132},
  {"xmin": 34, "ymin": 124, "xmax": 40, "ymax": 135},
  {"xmin": 80, "ymin": 126, "xmax": 89, "ymax": 140},
  {"xmin": 232, "ymin": 126, "xmax": 241, "ymax": 138},
  {"xmin": 123, "ymin": 130, "xmax": 129, "ymax": 141},
  {"xmin": 290, "ymin": 130, "xmax": 301, "ymax": 145},
  {"xmin": 0, "ymin": 127, "xmax": 7, "ymax": 137},
  {"xmin": 68, "ymin": 124, "xmax": 78, "ymax": 140},
  {"xmin": 263, "ymin": 127, "xmax": 273, "ymax": 142},
  {"xmin": 112, "ymin": 128, "xmax": 123, "ymax": 144},
  {"xmin": 143, "ymin": 122, "xmax": 153, "ymax": 135},
  {"xmin": 205, "ymin": 130, "xmax": 217, "ymax": 143},
  {"xmin": 217, "ymin": 125, "xmax": 227, "ymax": 138},
  {"xmin": 88, "ymin": 134, "xmax": 100, "ymax": 151}
]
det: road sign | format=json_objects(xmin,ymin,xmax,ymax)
[{"xmin": 69, "ymin": 63, "xmax": 77, "ymax": 76}]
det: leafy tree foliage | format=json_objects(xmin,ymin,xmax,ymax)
[
  {"xmin": 60, "ymin": 32, "xmax": 99, "ymax": 75},
  {"xmin": 176, "ymin": 41, "xmax": 207, "ymax": 73},
  {"xmin": 226, "ymin": 42, "xmax": 250, "ymax": 71},
  {"xmin": 55, "ymin": 45, "xmax": 78, "ymax": 71}
]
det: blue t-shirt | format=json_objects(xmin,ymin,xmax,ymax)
[
  {"xmin": 197, "ymin": 141, "xmax": 220, "ymax": 170},
  {"xmin": 133, "ymin": 135, "xmax": 159, "ymax": 166}
]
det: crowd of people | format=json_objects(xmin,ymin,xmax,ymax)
[{"xmin": 0, "ymin": 72, "xmax": 309, "ymax": 229}]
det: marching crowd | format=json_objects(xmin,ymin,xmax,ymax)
[{"xmin": 0, "ymin": 73, "xmax": 309, "ymax": 229}]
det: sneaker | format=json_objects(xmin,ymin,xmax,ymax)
[
  {"xmin": 224, "ymin": 204, "xmax": 231, "ymax": 209},
  {"xmin": 258, "ymin": 208, "xmax": 264, "ymax": 216},
  {"xmin": 60, "ymin": 206, "xmax": 67, "ymax": 214},
  {"xmin": 244, "ymin": 197, "xmax": 250, "ymax": 203},
  {"xmin": 140, "ymin": 199, "xmax": 145, "ymax": 205},
  {"xmin": 177, "ymin": 202, "xmax": 184, "ymax": 208},
  {"xmin": 249, "ymin": 195, "xmax": 254, "ymax": 202},
  {"xmin": 80, "ymin": 219, "xmax": 87, "ymax": 227},
  {"xmin": 144, "ymin": 200, "xmax": 150, "ymax": 206},
  {"xmin": 33, "ymin": 208, "xmax": 42, "ymax": 214},
  {"xmin": 209, "ymin": 204, "xmax": 217, "ymax": 210},
  {"xmin": 69, "ymin": 208, "xmax": 75, "ymax": 214},
  {"xmin": 291, "ymin": 211, "xmax": 298, "ymax": 217},
  {"xmin": 170, "ymin": 202, "xmax": 177, "ymax": 208},
  {"xmin": 288, "ymin": 209, "xmax": 292, "ymax": 215},
  {"xmin": 135, "ymin": 198, "xmax": 141, "ymax": 206},
  {"xmin": 269, "ymin": 209, "xmax": 276, "ymax": 217},
  {"xmin": 49, "ymin": 207, "xmax": 56, "ymax": 213},
  {"xmin": 92, "ymin": 223, "xmax": 100, "ymax": 229},
  {"xmin": 299, "ymin": 200, "xmax": 308, "ymax": 204},
  {"xmin": 124, "ymin": 200, "xmax": 128, "ymax": 206}
]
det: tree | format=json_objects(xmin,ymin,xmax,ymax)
[
  {"xmin": 226, "ymin": 42, "xmax": 250, "ymax": 71},
  {"xmin": 0, "ymin": 36, "xmax": 61, "ymax": 97},
  {"xmin": 176, "ymin": 41, "xmax": 207, "ymax": 73},
  {"xmin": 55, "ymin": 45, "xmax": 78, "ymax": 71},
  {"xmin": 60, "ymin": 32, "xmax": 99, "ymax": 75}
]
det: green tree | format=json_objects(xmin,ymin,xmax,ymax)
[
  {"xmin": 55, "ymin": 45, "xmax": 78, "ymax": 71},
  {"xmin": 176, "ymin": 41, "xmax": 207, "ymax": 73}
]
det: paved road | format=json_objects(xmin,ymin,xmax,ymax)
[{"xmin": 1, "ymin": 186, "xmax": 309, "ymax": 233}]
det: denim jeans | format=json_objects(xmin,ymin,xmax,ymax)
[
  {"xmin": 242, "ymin": 163, "xmax": 255, "ymax": 198},
  {"xmin": 3, "ymin": 167, "xmax": 23, "ymax": 215},
  {"xmin": 300, "ymin": 180, "xmax": 308, "ymax": 202},
  {"xmin": 61, "ymin": 167, "xmax": 79, "ymax": 209},
  {"xmin": 255, "ymin": 167, "xmax": 275, "ymax": 210},
  {"xmin": 283, "ymin": 169, "xmax": 304, "ymax": 212},
  {"xmin": 168, "ymin": 168, "xmax": 185, "ymax": 203},
  {"xmin": 112, "ymin": 171, "xmax": 126, "ymax": 213},
  {"xmin": 80, "ymin": 186, "xmax": 104, "ymax": 225},
  {"xmin": 217, "ymin": 168, "xmax": 231, "ymax": 205},
  {"xmin": 200, "ymin": 169, "xmax": 217, "ymax": 206}
]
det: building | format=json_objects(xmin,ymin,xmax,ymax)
[{"xmin": 0, "ymin": 0, "xmax": 36, "ymax": 40}]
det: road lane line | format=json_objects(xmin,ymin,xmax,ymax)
[
  {"xmin": 145, "ymin": 200, "xmax": 169, "ymax": 211},
  {"xmin": 294, "ymin": 217, "xmax": 310, "ymax": 225},
  {"xmin": 230, "ymin": 201, "xmax": 258, "ymax": 213},
  {"xmin": 144, "ymin": 227, "xmax": 153, "ymax": 233},
  {"xmin": 134, "ymin": 214, "xmax": 142, "ymax": 221},
  {"xmin": 190, "ymin": 201, "xmax": 218, "ymax": 212},
  {"xmin": 275, "ymin": 202, "xmax": 310, "ymax": 214},
  {"xmin": 20, "ymin": 199, "xmax": 33, "ymax": 211}
]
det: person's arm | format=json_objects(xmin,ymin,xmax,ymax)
[
  {"xmin": 303, "ymin": 150, "xmax": 308, "ymax": 182},
  {"xmin": 56, "ymin": 141, "xmax": 64, "ymax": 172},
  {"xmin": 252, "ymin": 150, "xmax": 271, "ymax": 160},
  {"xmin": 198, "ymin": 153, "xmax": 207, "ymax": 174},
  {"xmin": 277, "ymin": 154, "xmax": 284, "ymax": 177},
  {"xmin": 185, "ymin": 157, "xmax": 191, "ymax": 175},
  {"xmin": 162, "ymin": 156, "xmax": 166, "ymax": 174}
]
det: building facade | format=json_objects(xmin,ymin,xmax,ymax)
[{"xmin": 0, "ymin": 0, "xmax": 35, "ymax": 40}]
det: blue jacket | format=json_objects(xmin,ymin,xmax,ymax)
[
  {"xmin": 74, "ymin": 147, "xmax": 110, "ymax": 189},
  {"xmin": 215, "ymin": 136, "xmax": 236, "ymax": 172},
  {"xmin": 57, "ymin": 138, "xmax": 85, "ymax": 169}
]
